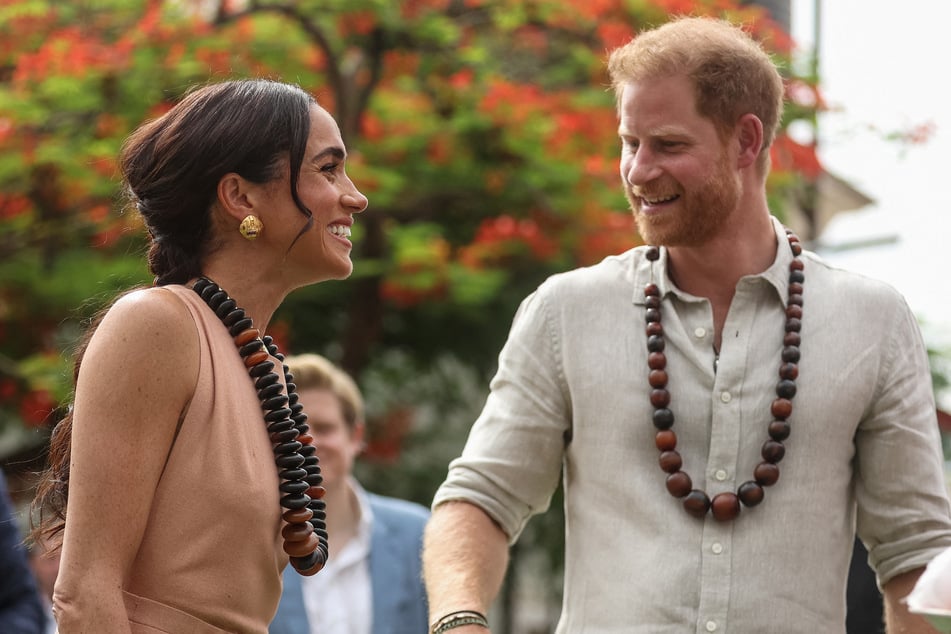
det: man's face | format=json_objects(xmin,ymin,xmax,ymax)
[{"xmin": 617, "ymin": 75, "xmax": 740, "ymax": 247}]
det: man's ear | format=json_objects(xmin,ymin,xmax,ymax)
[
  {"xmin": 216, "ymin": 172, "xmax": 258, "ymax": 223},
  {"xmin": 735, "ymin": 113, "xmax": 764, "ymax": 170}
]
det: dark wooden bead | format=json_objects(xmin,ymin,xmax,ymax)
[
  {"xmin": 649, "ymin": 369, "xmax": 668, "ymax": 388},
  {"xmin": 274, "ymin": 440, "xmax": 304, "ymax": 455},
  {"xmin": 788, "ymin": 293, "xmax": 803, "ymax": 307},
  {"xmin": 264, "ymin": 408, "xmax": 292, "ymax": 422},
  {"xmin": 266, "ymin": 418, "xmax": 295, "ymax": 433},
  {"xmin": 776, "ymin": 379, "xmax": 797, "ymax": 399},
  {"xmin": 771, "ymin": 398, "xmax": 793, "ymax": 419},
  {"xmin": 215, "ymin": 298, "xmax": 237, "ymax": 318},
  {"xmin": 282, "ymin": 507, "xmax": 313, "ymax": 523},
  {"xmin": 789, "ymin": 257, "xmax": 804, "ymax": 270},
  {"xmin": 655, "ymin": 430, "xmax": 677, "ymax": 451},
  {"xmin": 659, "ymin": 450, "xmax": 682, "ymax": 473},
  {"xmin": 299, "ymin": 444, "xmax": 317, "ymax": 458},
  {"xmin": 790, "ymin": 242, "xmax": 802, "ymax": 256},
  {"xmin": 646, "ymin": 321, "xmax": 663, "ymax": 337},
  {"xmin": 783, "ymin": 332, "xmax": 801, "ymax": 347},
  {"xmin": 291, "ymin": 552, "xmax": 325, "ymax": 576},
  {"xmin": 645, "ymin": 247, "xmax": 660, "ymax": 262},
  {"xmin": 647, "ymin": 335, "xmax": 665, "ymax": 352},
  {"xmin": 222, "ymin": 308, "xmax": 246, "ymax": 327},
  {"xmin": 738, "ymin": 481, "xmax": 764, "ymax": 507},
  {"xmin": 768, "ymin": 420, "xmax": 791, "ymax": 441},
  {"xmin": 280, "ymin": 492, "xmax": 311, "ymax": 509},
  {"xmin": 646, "ymin": 308, "xmax": 661, "ymax": 323},
  {"xmin": 789, "ymin": 269, "xmax": 804, "ymax": 284},
  {"xmin": 283, "ymin": 532, "xmax": 319, "ymax": 557},
  {"xmin": 276, "ymin": 453, "xmax": 306, "ymax": 469},
  {"xmin": 305, "ymin": 473, "xmax": 324, "ymax": 486},
  {"xmin": 255, "ymin": 373, "xmax": 280, "ymax": 389},
  {"xmin": 308, "ymin": 485, "xmax": 327, "ymax": 500},
  {"xmin": 240, "ymin": 340, "xmax": 265, "ymax": 357},
  {"xmin": 683, "ymin": 490, "xmax": 711, "ymax": 517},
  {"xmin": 665, "ymin": 471, "xmax": 692, "ymax": 497},
  {"xmin": 754, "ymin": 462, "xmax": 780, "ymax": 486},
  {"xmin": 199, "ymin": 282, "xmax": 220, "ymax": 301},
  {"xmin": 192, "ymin": 278, "xmax": 213, "ymax": 295},
  {"xmin": 297, "ymin": 433, "xmax": 314, "ymax": 446},
  {"xmin": 788, "ymin": 282, "xmax": 804, "ymax": 295},
  {"xmin": 648, "ymin": 352, "xmax": 667, "ymax": 370},
  {"xmin": 781, "ymin": 346, "xmax": 800, "ymax": 363},
  {"xmin": 761, "ymin": 440, "xmax": 786, "ymax": 463},
  {"xmin": 711, "ymin": 492, "xmax": 740, "ymax": 521},
  {"xmin": 270, "ymin": 429, "xmax": 299, "ymax": 444},
  {"xmin": 258, "ymin": 382, "xmax": 284, "ymax": 400},
  {"xmin": 645, "ymin": 282, "xmax": 660, "ymax": 296},
  {"xmin": 652, "ymin": 408, "xmax": 674, "ymax": 430},
  {"xmin": 263, "ymin": 395, "xmax": 290, "ymax": 411},
  {"xmin": 786, "ymin": 304, "xmax": 803, "ymax": 319},
  {"xmin": 779, "ymin": 363, "xmax": 798, "ymax": 381},
  {"xmin": 785, "ymin": 318, "xmax": 801, "ymax": 333},
  {"xmin": 279, "ymin": 468, "xmax": 308, "ymax": 481},
  {"xmin": 281, "ymin": 521, "xmax": 314, "ymax": 542},
  {"xmin": 280, "ymin": 480, "xmax": 310, "ymax": 494},
  {"xmin": 650, "ymin": 389, "xmax": 670, "ymax": 408},
  {"xmin": 249, "ymin": 361, "xmax": 276, "ymax": 377},
  {"xmin": 645, "ymin": 295, "xmax": 661, "ymax": 309},
  {"xmin": 228, "ymin": 318, "xmax": 254, "ymax": 337},
  {"xmin": 207, "ymin": 290, "xmax": 228, "ymax": 311}
]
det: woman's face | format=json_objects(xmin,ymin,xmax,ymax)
[{"xmin": 268, "ymin": 106, "xmax": 368, "ymax": 284}]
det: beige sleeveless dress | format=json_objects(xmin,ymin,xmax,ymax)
[{"xmin": 121, "ymin": 284, "xmax": 289, "ymax": 633}]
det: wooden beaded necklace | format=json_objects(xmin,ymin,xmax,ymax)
[
  {"xmin": 644, "ymin": 229, "xmax": 804, "ymax": 521},
  {"xmin": 193, "ymin": 277, "xmax": 328, "ymax": 575}
]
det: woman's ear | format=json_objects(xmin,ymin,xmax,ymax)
[
  {"xmin": 735, "ymin": 113, "xmax": 764, "ymax": 170},
  {"xmin": 216, "ymin": 172, "xmax": 257, "ymax": 223}
]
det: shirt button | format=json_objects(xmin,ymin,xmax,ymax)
[
  {"xmin": 720, "ymin": 391, "xmax": 732, "ymax": 403},
  {"xmin": 706, "ymin": 621, "xmax": 718, "ymax": 632},
  {"xmin": 712, "ymin": 543, "xmax": 724, "ymax": 554},
  {"xmin": 715, "ymin": 470, "xmax": 727, "ymax": 481},
  {"xmin": 694, "ymin": 327, "xmax": 706, "ymax": 338}
]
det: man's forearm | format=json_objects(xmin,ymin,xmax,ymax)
[
  {"xmin": 884, "ymin": 567, "xmax": 934, "ymax": 633},
  {"xmin": 423, "ymin": 500, "xmax": 510, "ymax": 629}
]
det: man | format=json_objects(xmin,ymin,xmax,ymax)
[
  {"xmin": 422, "ymin": 17, "xmax": 951, "ymax": 633},
  {"xmin": 270, "ymin": 354, "xmax": 429, "ymax": 634}
]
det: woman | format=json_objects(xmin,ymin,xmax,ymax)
[{"xmin": 31, "ymin": 79, "xmax": 368, "ymax": 633}]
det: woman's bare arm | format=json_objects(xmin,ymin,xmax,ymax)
[{"xmin": 54, "ymin": 289, "xmax": 198, "ymax": 632}]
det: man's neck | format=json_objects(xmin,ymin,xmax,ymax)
[{"xmin": 665, "ymin": 211, "xmax": 777, "ymax": 349}]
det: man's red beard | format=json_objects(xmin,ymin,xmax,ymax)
[{"xmin": 625, "ymin": 152, "xmax": 740, "ymax": 247}]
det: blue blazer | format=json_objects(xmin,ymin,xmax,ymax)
[{"xmin": 270, "ymin": 493, "xmax": 430, "ymax": 634}]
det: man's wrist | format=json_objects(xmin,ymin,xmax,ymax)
[{"xmin": 430, "ymin": 610, "xmax": 490, "ymax": 633}]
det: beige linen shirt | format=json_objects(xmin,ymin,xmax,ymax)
[{"xmin": 433, "ymin": 217, "xmax": 951, "ymax": 633}]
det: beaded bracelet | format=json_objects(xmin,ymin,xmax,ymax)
[{"xmin": 430, "ymin": 610, "xmax": 490, "ymax": 633}]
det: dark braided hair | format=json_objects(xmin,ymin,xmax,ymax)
[{"xmin": 32, "ymin": 79, "xmax": 319, "ymax": 545}]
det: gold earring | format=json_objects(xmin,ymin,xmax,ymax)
[{"xmin": 239, "ymin": 215, "xmax": 263, "ymax": 240}]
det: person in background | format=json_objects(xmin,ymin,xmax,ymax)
[
  {"xmin": 31, "ymin": 78, "xmax": 368, "ymax": 632},
  {"xmin": 0, "ymin": 469, "xmax": 46, "ymax": 633},
  {"xmin": 421, "ymin": 16, "xmax": 951, "ymax": 633},
  {"xmin": 270, "ymin": 353, "xmax": 429, "ymax": 634}
]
